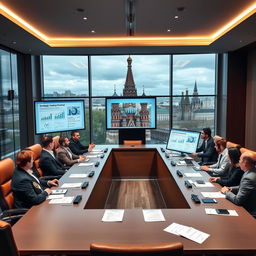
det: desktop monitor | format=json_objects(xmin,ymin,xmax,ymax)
[
  {"xmin": 166, "ymin": 129, "xmax": 200, "ymax": 154},
  {"xmin": 34, "ymin": 100, "xmax": 85, "ymax": 134},
  {"xmin": 105, "ymin": 97, "xmax": 156, "ymax": 130}
]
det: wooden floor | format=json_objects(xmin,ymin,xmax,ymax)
[{"xmin": 105, "ymin": 179, "xmax": 167, "ymax": 209}]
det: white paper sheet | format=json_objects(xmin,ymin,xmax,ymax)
[
  {"xmin": 47, "ymin": 194, "xmax": 65, "ymax": 200},
  {"xmin": 184, "ymin": 173, "xmax": 202, "ymax": 177},
  {"xmin": 78, "ymin": 162, "xmax": 94, "ymax": 167},
  {"xmin": 91, "ymin": 149, "xmax": 104, "ymax": 153},
  {"xmin": 164, "ymin": 222, "xmax": 210, "ymax": 244},
  {"xmin": 61, "ymin": 183, "xmax": 82, "ymax": 188},
  {"xmin": 102, "ymin": 210, "xmax": 124, "ymax": 222},
  {"xmin": 193, "ymin": 181, "xmax": 214, "ymax": 188},
  {"xmin": 49, "ymin": 196, "xmax": 74, "ymax": 204},
  {"xmin": 51, "ymin": 189, "xmax": 67, "ymax": 194},
  {"xmin": 143, "ymin": 209, "xmax": 165, "ymax": 222},
  {"xmin": 201, "ymin": 192, "xmax": 225, "ymax": 198},
  {"xmin": 69, "ymin": 174, "xmax": 89, "ymax": 178},
  {"xmin": 86, "ymin": 155, "xmax": 100, "ymax": 158},
  {"xmin": 205, "ymin": 208, "xmax": 239, "ymax": 216}
]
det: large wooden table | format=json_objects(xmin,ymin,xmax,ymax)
[{"xmin": 12, "ymin": 145, "xmax": 256, "ymax": 255}]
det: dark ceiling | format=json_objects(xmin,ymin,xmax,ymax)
[{"xmin": 0, "ymin": 0, "xmax": 256, "ymax": 55}]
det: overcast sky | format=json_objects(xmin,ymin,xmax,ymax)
[{"xmin": 43, "ymin": 54, "xmax": 216, "ymax": 96}]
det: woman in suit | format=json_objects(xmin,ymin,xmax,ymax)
[
  {"xmin": 209, "ymin": 146, "xmax": 244, "ymax": 186},
  {"xmin": 12, "ymin": 150, "xmax": 58, "ymax": 209}
]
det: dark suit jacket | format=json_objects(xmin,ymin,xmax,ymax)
[
  {"xmin": 57, "ymin": 146, "xmax": 79, "ymax": 167},
  {"xmin": 69, "ymin": 138, "xmax": 88, "ymax": 155},
  {"xmin": 216, "ymin": 166, "xmax": 244, "ymax": 187},
  {"xmin": 12, "ymin": 167, "xmax": 49, "ymax": 209},
  {"xmin": 226, "ymin": 168, "xmax": 256, "ymax": 217},
  {"xmin": 39, "ymin": 150, "xmax": 66, "ymax": 176},
  {"xmin": 196, "ymin": 137, "xmax": 217, "ymax": 163}
]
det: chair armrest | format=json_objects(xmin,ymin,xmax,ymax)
[
  {"xmin": 39, "ymin": 175, "xmax": 62, "ymax": 180},
  {"xmin": 0, "ymin": 208, "xmax": 28, "ymax": 225}
]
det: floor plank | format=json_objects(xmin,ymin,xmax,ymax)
[{"xmin": 105, "ymin": 179, "xmax": 167, "ymax": 209}]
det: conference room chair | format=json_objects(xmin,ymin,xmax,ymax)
[
  {"xmin": 123, "ymin": 140, "xmax": 143, "ymax": 145},
  {"xmin": 0, "ymin": 158, "xmax": 27, "ymax": 225},
  {"xmin": 90, "ymin": 242, "xmax": 183, "ymax": 256},
  {"xmin": 0, "ymin": 220, "xmax": 19, "ymax": 256}
]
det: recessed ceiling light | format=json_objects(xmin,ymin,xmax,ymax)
[
  {"xmin": 83, "ymin": 17, "xmax": 87, "ymax": 20},
  {"xmin": 167, "ymin": 29, "xmax": 171, "ymax": 32},
  {"xmin": 91, "ymin": 30, "xmax": 95, "ymax": 33},
  {"xmin": 12, "ymin": 41, "xmax": 16, "ymax": 44},
  {"xmin": 174, "ymin": 15, "xmax": 179, "ymax": 19}
]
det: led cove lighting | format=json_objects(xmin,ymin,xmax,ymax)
[{"xmin": 0, "ymin": 2, "xmax": 255, "ymax": 47}]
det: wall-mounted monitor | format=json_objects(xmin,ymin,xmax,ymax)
[
  {"xmin": 106, "ymin": 97, "xmax": 156, "ymax": 130},
  {"xmin": 34, "ymin": 100, "xmax": 85, "ymax": 134},
  {"xmin": 166, "ymin": 129, "xmax": 200, "ymax": 154}
]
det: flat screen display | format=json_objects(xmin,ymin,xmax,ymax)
[
  {"xmin": 166, "ymin": 129, "xmax": 200, "ymax": 154},
  {"xmin": 106, "ymin": 97, "xmax": 156, "ymax": 129},
  {"xmin": 34, "ymin": 100, "xmax": 85, "ymax": 134}
]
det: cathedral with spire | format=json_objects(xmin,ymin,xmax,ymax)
[
  {"xmin": 111, "ymin": 56, "xmax": 150, "ymax": 127},
  {"xmin": 179, "ymin": 81, "xmax": 203, "ymax": 120}
]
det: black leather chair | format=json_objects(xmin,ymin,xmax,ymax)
[
  {"xmin": 90, "ymin": 242, "xmax": 183, "ymax": 256},
  {"xmin": 0, "ymin": 220, "xmax": 19, "ymax": 256}
]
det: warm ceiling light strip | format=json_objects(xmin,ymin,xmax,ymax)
[
  {"xmin": 211, "ymin": 3, "xmax": 256, "ymax": 40},
  {"xmin": 0, "ymin": 3, "xmax": 48, "ymax": 41},
  {"xmin": 0, "ymin": 2, "xmax": 255, "ymax": 47}
]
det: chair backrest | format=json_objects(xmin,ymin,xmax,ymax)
[
  {"xmin": 0, "ymin": 158, "xmax": 15, "ymax": 210},
  {"xmin": 0, "ymin": 220, "xmax": 19, "ymax": 256},
  {"xmin": 53, "ymin": 136, "xmax": 60, "ymax": 153},
  {"xmin": 26, "ymin": 144, "xmax": 43, "ymax": 176},
  {"xmin": 226, "ymin": 141, "xmax": 240, "ymax": 148},
  {"xmin": 90, "ymin": 242, "xmax": 183, "ymax": 256},
  {"xmin": 123, "ymin": 140, "xmax": 142, "ymax": 145}
]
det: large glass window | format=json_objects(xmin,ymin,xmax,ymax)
[
  {"xmin": 0, "ymin": 49, "xmax": 20, "ymax": 159},
  {"xmin": 41, "ymin": 54, "xmax": 217, "ymax": 145}
]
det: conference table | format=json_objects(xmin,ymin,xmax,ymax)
[{"xmin": 12, "ymin": 145, "xmax": 256, "ymax": 255}]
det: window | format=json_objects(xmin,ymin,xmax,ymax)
[
  {"xmin": 0, "ymin": 49, "xmax": 20, "ymax": 159},
  {"xmin": 41, "ymin": 54, "xmax": 217, "ymax": 145}
]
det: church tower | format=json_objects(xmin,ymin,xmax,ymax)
[{"xmin": 123, "ymin": 56, "xmax": 137, "ymax": 96}]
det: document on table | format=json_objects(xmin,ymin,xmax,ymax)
[
  {"xmin": 49, "ymin": 196, "xmax": 74, "ymax": 204},
  {"xmin": 193, "ymin": 181, "xmax": 214, "ymax": 188},
  {"xmin": 51, "ymin": 189, "xmax": 67, "ymax": 194},
  {"xmin": 61, "ymin": 183, "xmax": 83, "ymax": 188},
  {"xmin": 91, "ymin": 149, "xmax": 103, "ymax": 153},
  {"xmin": 164, "ymin": 222, "xmax": 210, "ymax": 244},
  {"xmin": 86, "ymin": 155, "xmax": 100, "ymax": 158},
  {"xmin": 69, "ymin": 173, "xmax": 89, "ymax": 178},
  {"xmin": 102, "ymin": 210, "xmax": 124, "ymax": 222},
  {"xmin": 184, "ymin": 173, "xmax": 202, "ymax": 177},
  {"xmin": 176, "ymin": 160, "xmax": 186, "ymax": 166},
  {"xmin": 201, "ymin": 192, "xmax": 225, "ymax": 198},
  {"xmin": 143, "ymin": 209, "xmax": 165, "ymax": 222},
  {"xmin": 205, "ymin": 208, "xmax": 239, "ymax": 216},
  {"xmin": 78, "ymin": 162, "xmax": 94, "ymax": 167},
  {"xmin": 47, "ymin": 194, "xmax": 65, "ymax": 200}
]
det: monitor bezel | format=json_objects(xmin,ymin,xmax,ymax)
[
  {"xmin": 34, "ymin": 99, "xmax": 85, "ymax": 135},
  {"xmin": 166, "ymin": 128, "xmax": 201, "ymax": 154},
  {"xmin": 105, "ymin": 96, "xmax": 157, "ymax": 130}
]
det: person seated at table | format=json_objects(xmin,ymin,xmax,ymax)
[
  {"xmin": 221, "ymin": 151, "xmax": 256, "ymax": 217},
  {"xmin": 69, "ymin": 130, "xmax": 95, "ymax": 155},
  {"xmin": 57, "ymin": 136, "xmax": 86, "ymax": 168},
  {"xmin": 191, "ymin": 127, "xmax": 218, "ymax": 165},
  {"xmin": 209, "ymin": 146, "xmax": 244, "ymax": 186},
  {"xmin": 200, "ymin": 138, "xmax": 230, "ymax": 176},
  {"xmin": 12, "ymin": 150, "xmax": 58, "ymax": 209},
  {"xmin": 39, "ymin": 136, "xmax": 66, "ymax": 176}
]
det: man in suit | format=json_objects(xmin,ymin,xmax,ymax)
[
  {"xmin": 39, "ymin": 136, "xmax": 66, "ymax": 176},
  {"xmin": 200, "ymin": 138, "xmax": 230, "ymax": 176},
  {"xmin": 57, "ymin": 136, "xmax": 86, "ymax": 168},
  {"xmin": 12, "ymin": 150, "xmax": 58, "ymax": 209},
  {"xmin": 69, "ymin": 130, "xmax": 95, "ymax": 155},
  {"xmin": 191, "ymin": 127, "xmax": 217, "ymax": 164},
  {"xmin": 221, "ymin": 151, "xmax": 256, "ymax": 217}
]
